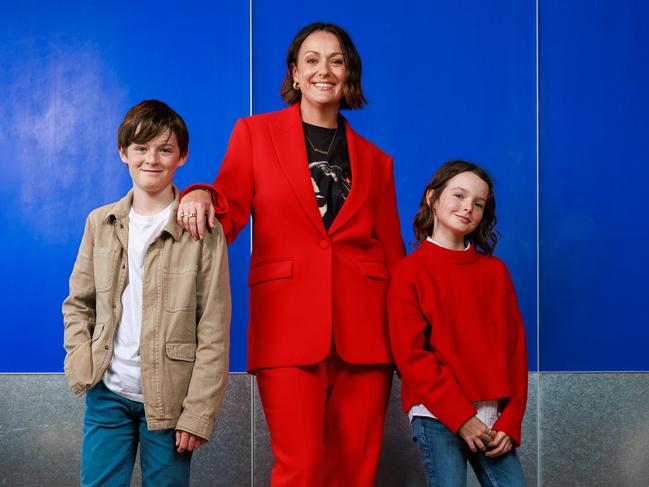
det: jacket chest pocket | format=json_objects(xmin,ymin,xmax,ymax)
[
  {"xmin": 94, "ymin": 248, "xmax": 117, "ymax": 292},
  {"xmin": 164, "ymin": 265, "xmax": 198, "ymax": 312}
]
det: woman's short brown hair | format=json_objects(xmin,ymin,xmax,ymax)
[
  {"xmin": 280, "ymin": 22, "xmax": 366, "ymax": 110},
  {"xmin": 413, "ymin": 160, "xmax": 499, "ymax": 255},
  {"xmin": 117, "ymin": 100, "xmax": 189, "ymax": 157}
]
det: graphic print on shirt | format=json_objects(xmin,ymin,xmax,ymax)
[
  {"xmin": 309, "ymin": 160, "xmax": 351, "ymax": 219},
  {"xmin": 303, "ymin": 117, "xmax": 352, "ymax": 230}
]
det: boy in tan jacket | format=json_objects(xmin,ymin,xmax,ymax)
[{"xmin": 62, "ymin": 100, "xmax": 231, "ymax": 486}]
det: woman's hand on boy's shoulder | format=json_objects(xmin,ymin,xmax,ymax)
[
  {"xmin": 177, "ymin": 189, "xmax": 216, "ymax": 240},
  {"xmin": 175, "ymin": 429, "xmax": 207, "ymax": 453}
]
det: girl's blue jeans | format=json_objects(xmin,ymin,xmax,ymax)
[
  {"xmin": 411, "ymin": 416, "xmax": 527, "ymax": 487},
  {"xmin": 81, "ymin": 381, "xmax": 192, "ymax": 487}
]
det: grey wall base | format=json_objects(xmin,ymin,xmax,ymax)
[{"xmin": 1, "ymin": 373, "xmax": 646, "ymax": 486}]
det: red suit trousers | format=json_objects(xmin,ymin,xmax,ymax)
[{"xmin": 256, "ymin": 352, "xmax": 393, "ymax": 487}]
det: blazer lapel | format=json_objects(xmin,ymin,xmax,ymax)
[
  {"xmin": 327, "ymin": 119, "xmax": 371, "ymax": 235},
  {"xmin": 269, "ymin": 104, "xmax": 327, "ymax": 237}
]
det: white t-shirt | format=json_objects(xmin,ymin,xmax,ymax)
[{"xmin": 103, "ymin": 203, "xmax": 172, "ymax": 402}]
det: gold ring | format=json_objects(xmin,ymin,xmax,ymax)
[{"xmin": 187, "ymin": 212, "xmax": 196, "ymax": 218}]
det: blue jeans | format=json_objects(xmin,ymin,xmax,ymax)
[
  {"xmin": 81, "ymin": 381, "xmax": 191, "ymax": 487},
  {"xmin": 411, "ymin": 416, "xmax": 527, "ymax": 487}
]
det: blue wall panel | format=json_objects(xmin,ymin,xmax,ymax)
[
  {"xmin": 540, "ymin": 0, "xmax": 649, "ymax": 371},
  {"xmin": 0, "ymin": 1, "xmax": 250, "ymax": 371},
  {"xmin": 16, "ymin": 0, "xmax": 649, "ymax": 373},
  {"xmin": 252, "ymin": 1, "xmax": 537, "ymax": 369}
]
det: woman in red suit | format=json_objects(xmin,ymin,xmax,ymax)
[{"xmin": 178, "ymin": 23, "xmax": 405, "ymax": 486}]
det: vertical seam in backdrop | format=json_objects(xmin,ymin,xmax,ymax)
[
  {"xmin": 249, "ymin": 1, "xmax": 254, "ymax": 486},
  {"xmin": 535, "ymin": 0, "xmax": 542, "ymax": 486}
]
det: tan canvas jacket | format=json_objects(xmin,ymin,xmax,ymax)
[{"xmin": 62, "ymin": 187, "xmax": 231, "ymax": 440}]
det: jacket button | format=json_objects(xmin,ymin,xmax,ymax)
[
  {"xmin": 104, "ymin": 345, "xmax": 109, "ymax": 350},
  {"xmin": 112, "ymin": 304, "xmax": 117, "ymax": 308},
  {"xmin": 122, "ymin": 264, "xmax": 126, "ymax": 269},
  {"xmin": 319, "ymin": 240, "xmax": 329, "ymax": 249},
  {"xmin": 85, "ymin": 384, "xmax": 91, "ymax": 388}
]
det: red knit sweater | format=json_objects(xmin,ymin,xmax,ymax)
[{"xmin": 388, "ymin": 241, "xmax": 528, "ymax": 446}]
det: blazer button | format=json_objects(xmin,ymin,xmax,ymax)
[
  {"xmin": 85, "ymin": 384, "xmax": 91, "ymax": 388},
  {"xmin": 319, "ymin": 240, "xmax": 329, "ymax": 249}
]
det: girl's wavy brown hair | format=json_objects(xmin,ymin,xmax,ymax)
[{"xmin": 413, "ymin": 160, "xmax": 499, "ymax": 255}]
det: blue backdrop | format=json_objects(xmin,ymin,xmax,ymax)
[
  {"xmin": 539, "ymin": 0, "xmax": 649, "ymax": 370},
  {"xmin": 1, "ymin": 1, "xmax": 645, "ymax": 372}
]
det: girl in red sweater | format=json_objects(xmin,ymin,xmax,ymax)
[{"xmin": 388, "ymin": 160, "xmax": 528, "ymax": 486}]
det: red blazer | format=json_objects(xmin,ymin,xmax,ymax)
[{"xmin": 189, "ymin": 104, "xmax": 405, "ymax": 371}]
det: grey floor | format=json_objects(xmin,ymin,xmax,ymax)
[{"xmin": 1, "ymin": 373, "xmax": 647, "ymax": 486}]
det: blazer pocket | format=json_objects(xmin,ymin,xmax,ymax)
[
  {"xmin": 165, "ymin": 342, "xmax": 197, "ymax": 362},
  {"xmin": 248, "ymin": 259, "xmax": 293, "ymax": 286},
  {"xmin": 357, "ymin": 261, "xmax": 390, "ymax": 280}
]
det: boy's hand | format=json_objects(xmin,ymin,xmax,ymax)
[
  {"xmin": 458, "ymin": 416, "xmax": 495, "ymax": 453},
  {"xmin": 177, "ymin": 189, "xmax": 215, "ymax": 240},
  {"xmin": 175, "ymin": 430, "xmax": 207, "ymax": 453},
  {"xmin": 485, "ymin": 430, "xmax": 513, "ymax": 457}
]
